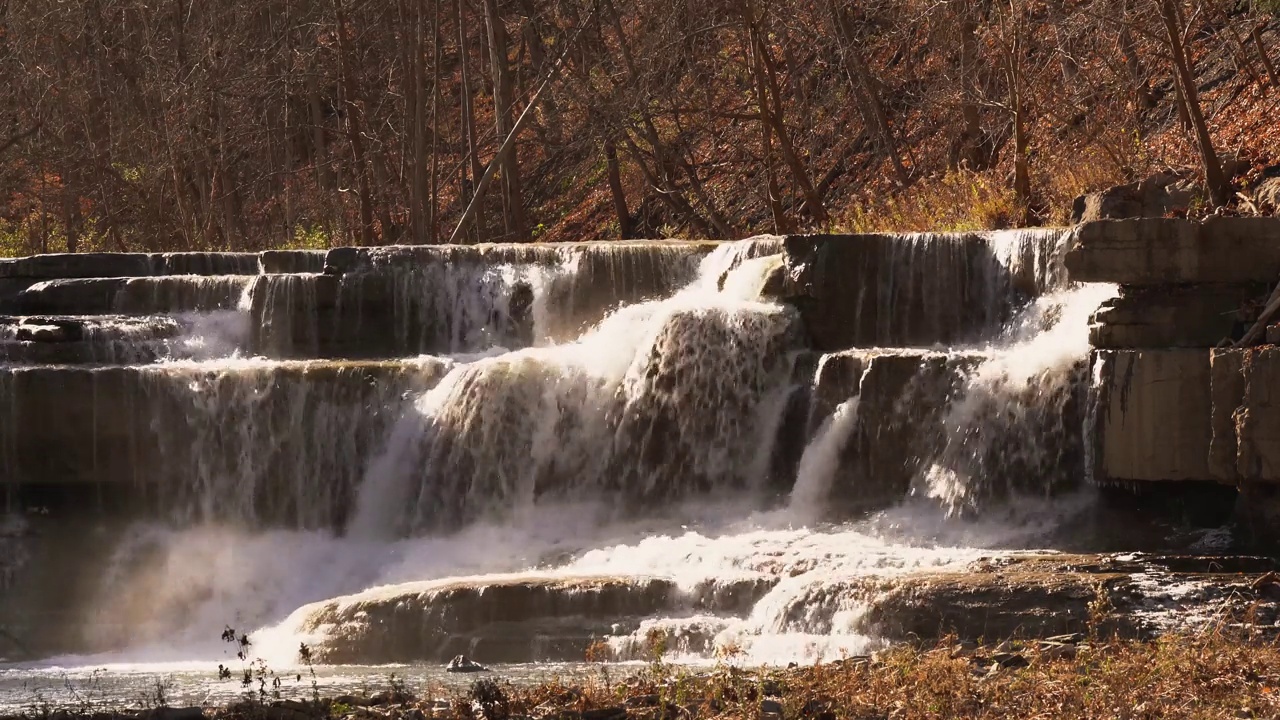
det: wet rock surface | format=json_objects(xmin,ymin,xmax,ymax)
[
  {"xmin": 779, "ymin": 230, "xmax": 1061, "ymax": 351},
  {"xmin": 1090, "ymin": 349, "xmax": 1214, "ymax": 483},
  {"xmin": 0, "ymin": 252, "xmax": 260, "ymax": 283},
  {"xmin": 300, "ymin": 575, "xmax": 777, "ymax": 665},
  {"xmin": 0, "ymin": 315, "xmax": 185, "ymax": 364},
  {"xmin": 859, "ymin": 552, "xmax": 1280, "ymax": 643}
]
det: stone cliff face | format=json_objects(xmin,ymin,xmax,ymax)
[{"xmin": 1074, "ymin": 218, "xmax": 1280, "ymax": 543}]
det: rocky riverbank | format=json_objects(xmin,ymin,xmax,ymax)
[{"xmin": 5, "ymin": 628, "xmax": 1280, "ymax": 720}]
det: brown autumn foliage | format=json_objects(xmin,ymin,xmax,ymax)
[{"xmin": 0, "ymin": 0, "xmax": 1279, "ymax": 256}]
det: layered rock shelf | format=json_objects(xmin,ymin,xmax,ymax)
[{"xmin": 1074, "ymin": 218, "xmax": 1280, "ymax": 543}]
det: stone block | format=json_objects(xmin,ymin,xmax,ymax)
[
  {"xmin": 1209, "ymin": 349, "xmax": 1245, "ymax": 482},
  {"xmin": 1233, "ymin": 347, "xmax": 1280, "ymax": 480},
  {"xmin": 808, "ymin": 350, "xmax": 969, "ymax": 514},
  {"xmin": 1091, "ymin": 349, "xmax": 1212, "ymax": 482},
  {"xmin": 1089, "ymin": 284, "xmax": 1263, "ymax": 348},
  {"xmin": 1066, "ymin": 217, "xmax": 1280, "ymax": 285}
]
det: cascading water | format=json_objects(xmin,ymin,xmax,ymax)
[
  {"xmin": 1, "ymin": 229, "xmax": 1127, "ymax": 691},
  {"xmin": 920, "ymin": 283, "xmax": 1120, "ymax": 513}
]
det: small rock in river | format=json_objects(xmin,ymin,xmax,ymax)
[{"xmin": 445, "ymin": 655, "xmax": 488, "ymax": 673}]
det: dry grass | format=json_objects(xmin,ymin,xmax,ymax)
[
  {"xmin": 833, "ymin": 149, "xmax": 1129, "ymax": 235},
  {"xmin": 431, "ymin": 632, "xmax": 1280, "ymax": 719},
  {"xmin": 836, "ymin": 171, "xmax": 1027, "ymax": 234}
]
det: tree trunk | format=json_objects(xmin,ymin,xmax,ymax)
[
  {"xmin": 954, "ymin": 8, "xmax": 985, "ymax": 169},
  {"xmin": 745, "ymin": 13, "xmax": 826, "ymax": 224},
  {"xmin": 1254, "ymin": 26, "xmax": 1280, "ymax": 88},
  {"xmin": 746, "ymin": 30, "xmax": 788, "ymax": 232},
  {"xmin": 409, "ymin": 0, "xmax": 428, "ymax": 244},
  {"xmin": 1118, "ymin": 1, "xmax": 1157, "ymax": 110},
  {"xmin": 1158, "ymin": 0, "xmax": 1228, "ymax": 207},
  {"xmin": 482, "ymin": 0, "xmax": 528, "ymax": 241},
  {"xmin": 604, "ymin": 138, "xmax": 633, "ymax": 238},
  {"xmin": 430, "ymin": 0, "xmax": 442, "ymax": 242},
  {"xmin": 1008, "ymin": 28, "xmax": 1032, "ymax": 216},
  {"xmin": 829, "ymin": 0, "xmax": 908, "ymax": 186},
  {"xmin": 334, "ymin": 0, "xmax": 376, "ymax": 244},
  {"xmin": 458, "ymin": 0, "xmax": 485, "ymax": 241}
]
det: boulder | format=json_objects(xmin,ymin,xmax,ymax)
[
  {"xmin": 1252, "ymin": 166, "xmax": 1280, "ymax": 213},
  {"xmin": 1070, "ymin": 172, "xmax": 1199, "ymax": 224},
  {"xmin": 445, "ymin": 655, "xmax": 488, "ymax": 673},
  {"xmin": 1065, "ymin": 218, "xmax": 1280, "ymax": 285}
]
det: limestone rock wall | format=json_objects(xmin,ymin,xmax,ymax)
[{"xmin": 1074, "ymin": 218, "xmax": 1280, "ymax": 542}]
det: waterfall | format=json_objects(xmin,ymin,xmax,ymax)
[
  {"xmin": 350, "ymin": 245, "xmax": 805, "ymax": 536},
  {"xmin": 0, "ymin": 229, "xmax": 1123, "ymax": 666},
  {"xmin": 788, "ymin": 396, "xmax": 861, "ymax": 522},
  {"xmin": 919, "ymin": 283, "xmax": 1119, "ymax": 513}
]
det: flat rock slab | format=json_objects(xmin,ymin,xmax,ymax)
[
  {"xmin": 859, "ymin": 553, "xmax": 1280, "ymax": 643},
  {"xmin": 301, "ymin": 574, "xmax": 775, "ymax": 665},
  {"xmin": 0, "ymin": 252, "xmax": 259, "ymax": 280},
  {"xmin": 1066, "ymin": 217, "xmax": 1280, "ymax": 285}
]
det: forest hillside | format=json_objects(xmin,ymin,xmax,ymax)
[{"xmin": 1, "ymin": 0, "xmax": 1279, "ymax": 254}]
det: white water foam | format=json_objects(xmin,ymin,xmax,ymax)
[{"xmin": 921, "ymin": 282, "xmax": 1118, "ymax": 513}]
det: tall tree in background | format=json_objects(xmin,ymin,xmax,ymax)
[
  {"xmin": 1157, "ymin": 0, "xmax": 1229, "ymax": 206},
  {"xmin": 483, "ymin": 0, "xmax": 528, "ymax": 241}
]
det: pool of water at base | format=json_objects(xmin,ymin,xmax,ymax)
[{"xmin": 0, "ymin": 662, "xmax": 612, "ymax": 713}]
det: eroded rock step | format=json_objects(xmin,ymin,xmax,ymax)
[
  {"xmin": 778, "ymin": 229, "xmax": 1068, "ymax": 351},
  {"xmin": 299, "ymin": 574, "xmax": 777, "ymax": 664},
  {"xmin": 1090, "ymin": 284, "xmax": 1265, "ymax": 349},
  {"xmin": 0, "ymin": 315, "xmax": 186, "ymax": 365},
  {"xmin": 0, "ymin": 359, "xmax": 448, "ymax": 527},
  {"xmin": 803, "ymin": 348, "xmax": 1087, "ymax": 514},
  {"xmin": 2, "ymin": 231, "xmax": 1076, "ymax": 359},
  {"xmin": 9, "ymin": 275, "xmax": 257, "ymax": 315},
  {"xmin": 295, "ymin": 553, "xmax": 1280, "ymax": 665},
  {"xmin": 862, "ymin": 553, "xmax": 1280, "ymax": 643},
  {"xmin": 0, "ymin": 251, "xmax": 262, "ymax": 280}
]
